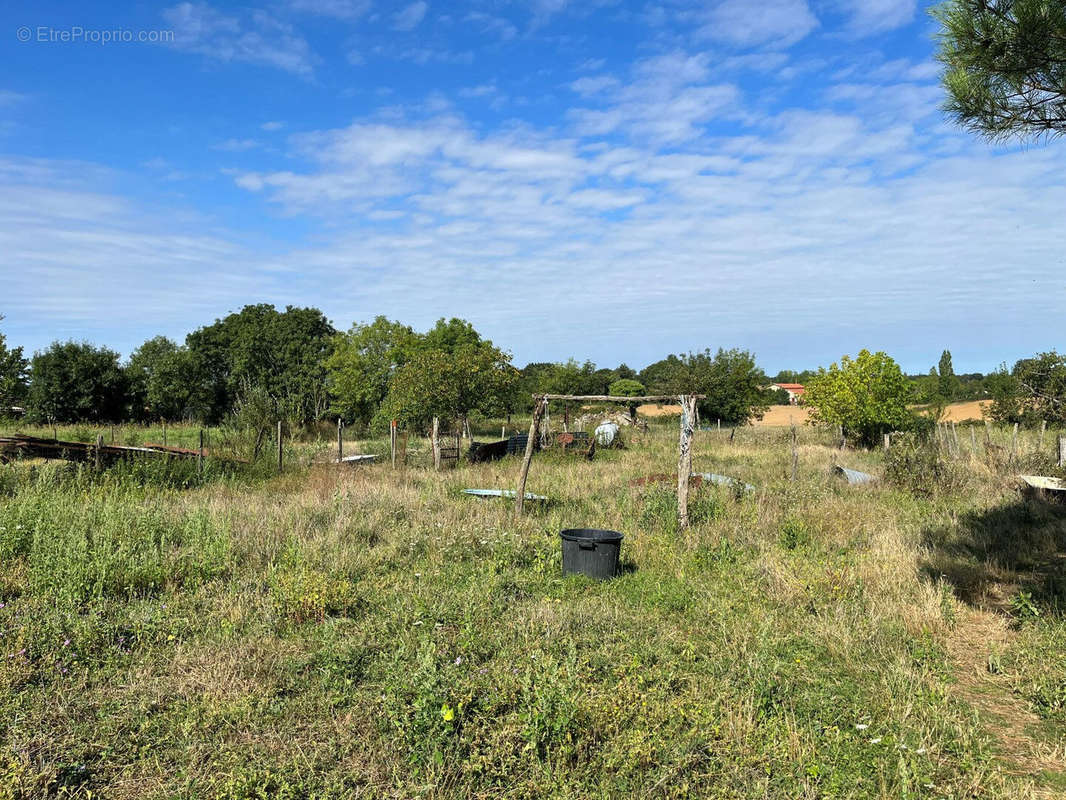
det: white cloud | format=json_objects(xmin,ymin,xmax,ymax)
[
  {"xmin": 162, "ymin": 2, "xmax": 317, "ymax": 76},
  {"xmin": 0, "ymin": 90, "xmax": 25, "ymax": 107},
  {"xmin": 830, "ymin": 0, "xmax": 916, "ymax": 36},
  {"xmin": 261, "ymin": 121, "xmax": 285, "ymax": 131},
  {"xmin": 212, "ymin": 138, "xmax": 261, "ymax": 151},
  {"xmin": 696, "ymin": 0, "xmax": 819, "ymax": 48},
  {"xmin": 570, "ymin": 52, "xmax": 739, "ymax": 143},
  {"xmin": 394, "ymin": 1, "xmax": 428, "ymax": 30},
  {"xmin": 285, "ymin": 0, "xmax": 371, "ymax": 19}
]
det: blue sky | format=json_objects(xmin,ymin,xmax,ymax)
[{"xmin": 1, "ymin": 0, "xmax": 1063, "ymax": 374}]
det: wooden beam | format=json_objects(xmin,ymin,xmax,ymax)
[
  {"xmin": 536, "ymin": 394, "xmax": 704, "ymax": 403},
  {"xmin": 515, "ymin": 397, "xmax": 547, "ymax": 516}
]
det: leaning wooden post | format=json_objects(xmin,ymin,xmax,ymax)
[
  {"xmin": 677, "ymin": 394, "xmax": 696, "ymax": 530},
  {"xmin": 277, "ymin": 420, "xmax": 283, "ymax": 473},
  {"xmin": 94, "ymin": 434, "xmax": 103, "ymax": 471},
  {"xmin": 791, "ymin": 424, "xmax": 799, "ymax": 481},
  {"xmin": 337, "ymin": 418, "xmax": 343, "ymax": 463},
  {"xmin": 515, "ymin": 397, "xmax": 547, "ymax": 516},
  {"xmin": 197, "ymin": 429, "xmax": 203, "ymax": 476}
]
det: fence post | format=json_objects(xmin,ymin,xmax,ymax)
[
  {"xmin": 1039, "ymin": 420, "xmax": 1047, "ymax": 452},
  {"xmin": 277, "ymin": 421, "xmax": 283, "ymax": 473},
  {"xmin": 515, "ymin": 397, "xmax": 547, "ymax": 516},
  {"xmin": 95, "ymin": 435, "xmax": 103, "ymax": 471},
  {"xmin": 163, "ymin": 420, "xmax": 167, "ymax": 447},
  {"xmin": 677, "ymin": 395, "xmax": 696, "ymax": 530},
  {"xmin": 198, "ymin": 430, "xmax": 203, "ymax": 476},
  {"xmin": 432, "ymin": 417, "xmax": 441, "ymax": 470},
  {"xmin": 337, "ymin": 418, "xmax": 343, "ymax": 463},
  {"xmin": 1011, "ymin": 422, "xmax": 1019, "ymax": 461},
  {"xmin": 390, "ymin": 420, "xmax": 397, "ymax": 469},
  {"xmin": 1059, "ymin": 436, "xmax": 1066, "ymax": 468},
  {"xmin": 791, "ymin": 424, "xmax": 799, "ymax": 481},
  {"xmin": 883, "ymin": 433, "xmax": 890, "ymax": 452},
  {"xmin": 970, "ymin": 427, "xmax": 977, "ymax": 459}
]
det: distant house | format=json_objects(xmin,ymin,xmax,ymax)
[{"xmin": 769, "ymin": 383, "xmax": 805, "ymax": 405}]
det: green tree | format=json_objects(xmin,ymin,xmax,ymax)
[
  {"xmin": 326, "ymin": 317, "xmax": 417, "ymax": 427},
  {"xmin": 988, "ymin": 351, "xmax": 1066, "ymax": 424},
  {"xmin": 641, "ymin": 349, "xmax": 770, "ymax": 424},
  {"xmin": 26, "ymin": 341, "xmax": 128, "ymax": 423},
  {"xmin": 127, "ymin": 336, "xmax": 204, "ymax": 421},
  {"xmin": 383, "ymin": 342, "xmax": 517, "ymax": 431},
  {"xmin": 805, "ymin": 350, "xmax": 913, "ymax": 446},
  {"xmin": 186, "ymin": 304, "xmax": 335, "ymax": 425},
  {"xmin": 934, "ymin": 0, "xmax": 1066, "ymax": 141},
  {"xmin": 0, "ymin": 317, "xmax": 28, "ymax": 411},
  {"xmin": 938, "ymin": 349, "xmax": 958, "ymax": 400},
  {"xmin": 608, "ymin": 378, "xmax": 645, "ymax": 397}
]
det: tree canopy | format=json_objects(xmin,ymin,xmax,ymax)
[
  {"xmin": 805, "ymin": 350, "xmax": 913, "ymax": 446},
  {"xmin": 27, "ymin": 341, "xmax": 128, "ymax": 423},
  {"xmin": 127, "ymin": 336, "xmax": 204, "ymax": 421},
  {"xmin": 987, "ymin": 351, "xmax": 1066, "ymax": 424},
  {"xmin": 934, "ymin": 0, "xmax": 1066, "ymax": 140},
  {"xmin": 186, "ymin": 304, "xmax": 335, "ymax": 425},
  {"xmin": 326, "ymin": 316, "xmax": 417, "ymax": 427},
  {"xmin": 0, "ymin": 317, "xmax": 28, "ymax": 411}
]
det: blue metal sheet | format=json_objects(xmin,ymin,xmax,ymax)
[
  {"xmin": 695, "ymin": 473, "xmax": 755, "ymax": 492},
  {"xmin": 463, "ymin": 488, "xmax": 548, "ymax": 501}
]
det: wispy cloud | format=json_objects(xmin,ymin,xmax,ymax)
[
  {"xmin": 830, "ymin": 0, "xmax": 916, "ymax": 36},
  {"xmin": 285, "ymin": 0, "xmax": 371, "ymax": 20},
  {"xmin": 393, "ymin": 1, "xmax": 428, "ymax": 31},
  {"xmin": 162, "ymin": 2, "xmax": 317, "ymax": 76},
  {"xmin": 212, "ymin": 138, "xmax": 261, "ymax": 152},
  {"xmin": 695, "ymin": 0, "xmax": 819, "ymax": 48}
]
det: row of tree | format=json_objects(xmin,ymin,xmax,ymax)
[
  {"xmin": 0, "ymin": 307, "xmax": 774, "ymax": 431},
  {"xmin": 2, "ymin": 309, "xmax": 1061, "ymax": 439}
]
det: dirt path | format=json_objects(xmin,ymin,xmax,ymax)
[{"xmin": 945, "ymin": 608, "xmax": 1066, "ymax": 795}]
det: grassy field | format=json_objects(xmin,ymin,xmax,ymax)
[{"xmin": 1, "ymin": 419, "xmax": 1065, "ymax": 798}]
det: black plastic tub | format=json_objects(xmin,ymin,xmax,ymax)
[{"xmin": 560, "ymin": 528, "xmax": 623, "ymax": 580}]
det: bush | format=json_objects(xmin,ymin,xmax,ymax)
[{"xmin": 884, "ymin": 433, "xmax": 971, "ymax": 497}]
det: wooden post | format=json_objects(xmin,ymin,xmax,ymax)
[
  {"xmin": 951, "ymin": 421, "xmax": 959, "ymax": 455},
  {"xmin": 677, "ymin": 395, "xmax": 696, "ymax": 530},
  {"xmin": 337, "ymin": 418, "xmax": 343, "ymax": 463},
  {"xmin": 198, "ymin": 429, "xmax": 203, "ymax": 476},
  {"xmin": 110, "ymin": 425, "xmax": 114, "ymax": 444},
  {"xmin": 515, "ymin": 397, "xmax": 547, "ymax": 515},
  {"xmin": 1011, "ymin": 422, "xmax": 1019, "ymax": 459},
  {"xmin": 984, "ymin": 419, "xmax": 991, "ymax": 446},
  {"xmin": 454, "ymin": 430, "xmax": 460, "ymax": 466},
  {"xmin": 791, "ymin": 424, "xmax": 799, "ymax": 481},
  {"xmin": 432, "ymin": 417, "xmax": 441, "ymax": 470},
  {"xmin": 883, "ymin": 433, "xmax": 890, "ymax": 452},
  {"xmin": 501, "ymin": 425, "xmax": 506, "ymax": 440},
  {"xmin": 717, "ymin": 418, "xmax": 721, "ymax": 431},
  {"xmin": 277, "ymin": 420, "xmax": 283, "ymax": 473},
  {"xmin": 1059, "ymin": 436, "xmax": 1066, "ymax": 468},
  {"xmin": 390, "ymin": 420, "xmax": 397, "ymax": 469},
  {"xmin": 94, "ymin": 434, "xmax": 103, "ymax": 471},
  {"xmin": 1039, "ymin": 420, "xmax": 1046, "ymax": 453},
  {"xmin": 839, "ymin": 424, "xmax": 846, "ymax": 450},
  {"xmin": 163, "ymin": 420, "xmax": 167, "ymax": 447},
  {"xmin": 970, "ymin": 426, "xmax": 977, "ymax": 459}
]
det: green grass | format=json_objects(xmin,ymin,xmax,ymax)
[{"xmin": 1, "ymin": 423, "xmax": 1064, "ymax": 798}]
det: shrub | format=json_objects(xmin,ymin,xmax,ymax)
[{"xmin": 884, "ymin": 433, "xmax": 971, "ymax": 496}]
